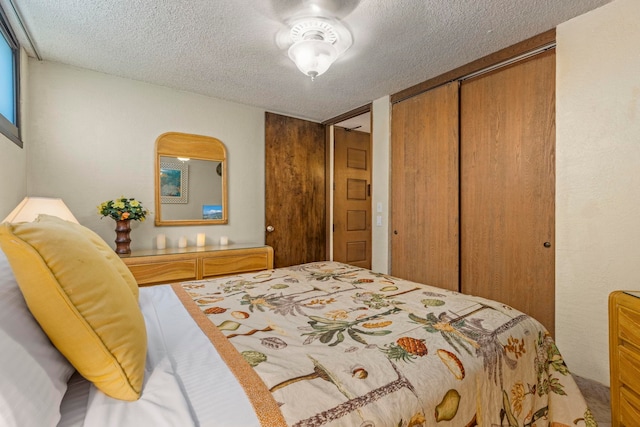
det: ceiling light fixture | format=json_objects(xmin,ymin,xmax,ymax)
[{"xmin": 288, "ymin": 17, "xmax": 352, "ymax": 80}]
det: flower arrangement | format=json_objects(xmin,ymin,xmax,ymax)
[{"xmin": 97, "ymin": 197, "xmax": 148, "ymax": 221}]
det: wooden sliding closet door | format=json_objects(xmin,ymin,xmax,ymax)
[
  {"xmin": 391, "ymin": 82, "xmax": 459, "ymax": 291},
  {"xmin": 460, "ymin": 50, "xmax": 555, "ymax": 333}
]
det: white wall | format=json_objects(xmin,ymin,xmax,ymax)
[
  {"xmin": 0, "ymin": 134, "xmax": 26, "ymax": 217},
  {"xmin": 556, "ymin": 0, "xmax": 640, "ymax": 386},
  {"xmin": 26, "ymin": 60, "xmax": 266, "ymax": 250},
  {"xmin": 371, "ymin": 96, "xmax": 391, "ymax": 273}
]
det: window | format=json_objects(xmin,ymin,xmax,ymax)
[{"xmin": 0, "ymin": 6, "xmax": 21, "ymax": 147}]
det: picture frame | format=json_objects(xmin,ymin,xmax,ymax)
[
  {"xmin": 160, "ymin": 161, "xmax": 189, "ymax": 204},
  {"xmin": 202, "ymin": 204, "xmax": 223, "ymax": 220}
]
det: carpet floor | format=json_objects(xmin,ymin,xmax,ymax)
[{"xmin": 574, "ymin": 375, "xmax": 611, "ymax": 426}]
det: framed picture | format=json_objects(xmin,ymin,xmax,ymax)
[
  {"xmin": 202, "ymin": 204, "xmax": 223, "ymax": 220},
  {"xmin": 160, "ymin": 162, "xmax": 189, "ymax": 204}
]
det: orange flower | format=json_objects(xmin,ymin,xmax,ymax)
[{"xmin": 121, "ymin": 212, "xmax": 130, "ymax": 220}]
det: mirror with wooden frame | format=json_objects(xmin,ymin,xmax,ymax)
[{"xmin": 155, "ymin": 132, "xmax": 228, "ymax": 226}]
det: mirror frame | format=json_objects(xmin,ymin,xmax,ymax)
[{"xmin": 155, "ymin": 132, "xmax": 228, "ymax": 226}]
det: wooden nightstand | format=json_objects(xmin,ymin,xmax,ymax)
[
  {"xmin": 120, "ymin": 244, "xmax": 273, "ymax": 286},
  {"xmin": 609, "ymin": 290, "xmax": 640, "ymax": 426}
]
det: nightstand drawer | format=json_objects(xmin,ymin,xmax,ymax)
[
  {"xmin": 202, "ymin": 251, "xmax": 270, "ymax": 278},
  {"xmin": 619, "ymin": 345, "xmax": 640, "ymax": 396},
  {"xmin": 618, "ymin": 305, "xmax": 640, "ymax": 349},
  {"xmin": 611, "ymin": 291, "xmax": 640, "ymax": 426},
  {"xmin": 127, "ymin": 260, "xmax": 198, "ymax": 286},
  {"xmin": 620, "ymin": 387, "xmax": 640, "ymax": 426}
]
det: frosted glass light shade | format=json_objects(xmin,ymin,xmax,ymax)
[
  {"xmin": 288, "ymin": 39, "xmax": 338, "ymax": 79},
  {"xmin": 3, "ymin": 197, "xmax": 79, "ymax": 224}
]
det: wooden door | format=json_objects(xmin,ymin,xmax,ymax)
[
  {"xmin": 460, "ymin": 50, "xmax": 555, "ymax": 333},
  {"xmin": 390, "ymin": 82, "xmax": 459, "ymax": 291},
  {"xmin": 333, "ymin": 126, "xmax": 372, "ymax": 268},
  {"xmin": 265, "ymin": 112, "xmax": 326, "ymax": 268}
]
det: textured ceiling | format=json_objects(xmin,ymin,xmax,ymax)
[{"xmin": 2, "ymin": 0, "xmax": 611, "ymax": 122}]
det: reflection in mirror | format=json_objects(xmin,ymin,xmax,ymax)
[
  {"xmin": 159, "ymin": 157, "xmax": 223, "ymax": 220},
  {"xmin": 155, "ymin": 132, "xmax": 228, "ymax": 226}
]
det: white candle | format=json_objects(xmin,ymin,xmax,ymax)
[
  {"xmin": 196, "ymin": 233, "xmax": 206, "ymax": 247},
  {"xmin": 156, "ymin": 234, "xmax": 166, "ymax": 250},
  {"xmin": 178, "ymin": 236, "xmax": 187, "ymax": 248},
  {"xmin": 219, "ymin": 236, "xmax": 229, "ymax": 246}
]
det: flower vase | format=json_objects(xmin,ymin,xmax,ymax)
[{"xmin": 114, "ymin": 219, "xmax": 132, "ymax": 255}]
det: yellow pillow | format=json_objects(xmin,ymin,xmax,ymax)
[
  {"xmin": 73, "ymin": 218, "xmax": 139, "ymax": 300},
  {"xmin": 0, "ymin": 215, "xmax": 146, "ymax": 401}
]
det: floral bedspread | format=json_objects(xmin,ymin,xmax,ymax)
[{"xmin": 175, "ymin": 261, "xmax": 595, "ymax": 427}]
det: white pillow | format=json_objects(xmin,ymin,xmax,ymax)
[{"xmin": 0, "ymin": 248, "xmax": 75, "ymax": 426}]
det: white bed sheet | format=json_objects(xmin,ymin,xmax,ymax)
[
  {"xmin": 58, "ymin": 285, "xmax": 260, "ymax": 427},
  {"xmin": 57, "ymin": 372, "xmax": 90, "ymax": 427}
]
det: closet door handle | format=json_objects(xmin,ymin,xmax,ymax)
[{"xmin": 543, "ymin": 242, "xmax": 551, "ymax": 248}]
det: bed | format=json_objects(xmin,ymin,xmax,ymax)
[{"xmin": 0, "ymin": 216, "xmax": 596, "ymax": 426}]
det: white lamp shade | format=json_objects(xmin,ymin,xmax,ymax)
[
  {"xmin": 3, "ymin": 197, "xmax": 79, "ymax": 224},
  {"xmin": 288, "ymin": 39, "xmax": 338, "ymax": 79}
]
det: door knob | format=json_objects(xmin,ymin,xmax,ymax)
[
  {"xmin": 266, "ymin": 225, "xmax": 275, "ymax": 233},
  {"xmin": 543, "ymin": 242, "xmax": 551, "ymax": 248}
]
